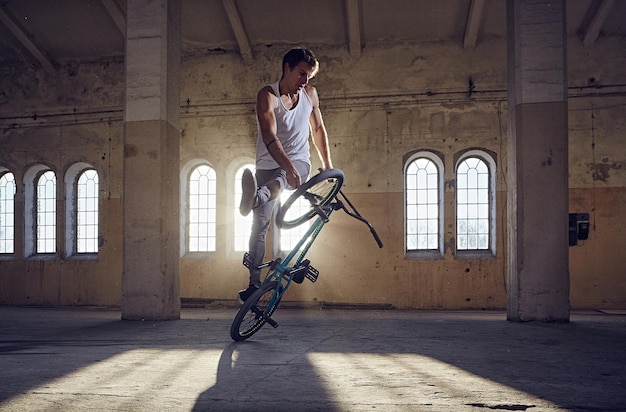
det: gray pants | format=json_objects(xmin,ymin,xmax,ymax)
[{"xmin": 248, "ymin": 161, "xmax": 311, "ymax": 287}]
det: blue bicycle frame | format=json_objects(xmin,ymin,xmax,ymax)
[{"xmin": 243, "ymin": 202, "xmax": 337, "ymax": 315}]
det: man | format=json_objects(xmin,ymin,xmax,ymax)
[{"xmin": 238, "ymin": 48, "xmax": 333, "ymax": 303}]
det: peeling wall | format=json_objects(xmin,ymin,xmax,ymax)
[{"xmin": 0, "ymin": 38, "xmax": 624, "ymax": 309}]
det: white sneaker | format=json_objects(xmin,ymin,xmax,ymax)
[{"xmin": 239, "ymin": 168, "xmax": 257, "ymax": 216}]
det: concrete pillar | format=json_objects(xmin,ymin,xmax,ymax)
[
  {"xmin": 506, "ymin": 0, "xmax": 569, "ymax": 322},
  {"xmin": 122, "ymin": 0, "xmax": 181, "ymax": 320}
]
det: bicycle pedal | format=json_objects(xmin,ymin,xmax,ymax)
[
  {"xmin": 290, "ymin": 267, "xmax": 307, "ymax": 284},
  {"xmin": 242, "ymin": 252, "xmax": 251, "ymax": 269},
  {"xmin": 305, "ymin": 265, "xmax": 319, "ymax": 283}
]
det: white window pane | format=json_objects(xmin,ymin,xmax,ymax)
[
  {"xmin": 406, "ymin": 174, "xmax": 417, "ymax": 190},
  {"xmin": 458, "ymin": 235, "xmax": 467, "ymax": 249},
  {"xmin": 458, "ymin": 219, "xmax": 467, "ymax": 234},
  {"xmin": 417, "ymin": 204, "xmax": 428, "ymax": 217},
  {"xmin": 457, "ymin": 189, "xmax": 467, "ymax": 204},
  {"xmin": 417, "ymin": 170, "xmax": 428, "ymax": 187},
  {"xmin": 406, "ymin": 204, "xmax": 417, "ymax": 219},
  {"xmin": 427, "ymin": 234, "xmax": 438, "ymax": 249},
  {"xmin": 468, "ymin": 204, "xmax": 478, "ymax": 219},
  {"xmin": 478, "ymin": 234, "xmax": 489, "ymax": 249},
  {"xmin": 458, "ymin": 205, "xmax": 467, "ymax": 219},
  {"xmin": 427, "ymin": 204, "xmax": 438, "ymax": 218},
  {"xmin": 478, "ymin": 204, "xmax": 489, "ymax": 219},
  {"xmin": 468, "ymin": 189, "xmax": 478, "ymax": 203},
  {"xmin": 416, "ymin": 189, "xmax": 427, "ymax": 204},
  {"xmin": 427, "ymin": 219, "xmax": 438, "ymax": 233},
  {"xmin": 478, "ymin": 189, "xmax": 489, "ymax": 204},
  {"xmin": 427, "ymin": 189, "xmax": 438, "ymax": 202},
  {"xmin": 407, "ymin": 234, "xmax": 417, "ymax": 250},
  {"xmin": 406, "ymin": 190, "xmax": 417, "ymax": 205}
]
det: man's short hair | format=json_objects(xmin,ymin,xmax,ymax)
[{"xmin": 282, "ymin": 48, "xmax": 319, "ymax": 78}]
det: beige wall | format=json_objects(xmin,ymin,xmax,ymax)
[{"xmin": 0, "ymin": 39, "xmax": 624, "ymax": 309}]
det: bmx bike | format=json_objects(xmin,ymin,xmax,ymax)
[{"xmin": 230, "ymin": 168, "xmax": 383, "ymax": 341}]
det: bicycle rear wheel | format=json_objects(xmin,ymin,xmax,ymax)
[
  {"xmin": 230, "ymin": 281, "xmax": 281, "ymax": 341},
  {"xmin": 276, "ymin": 168, "xmax": 344, "ymax": 230}
]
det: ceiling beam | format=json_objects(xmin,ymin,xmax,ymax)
[
  {"xmin": 100, "ymin": 0, "xmax": 126, "ymax": 36},
  {"xmin": 345, "ymin": 0, "xmax": 362, "ymax": 57},
  {"xmin": 583, "ymin": 0, "xmax": 614, "ymax": 46},
  {"xmin": 222, "ymin": 0, "xmax": 252, "ymax": 61},
  {"xmin": 463, "ymin": 0, "xmax": 485, "ymax": 49},
  {"xmin": 0, "ymin": 4, "xmax": 55, "ymax": 72}
]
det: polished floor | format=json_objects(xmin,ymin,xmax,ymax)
[{"xmin": 0, "ymin": 306, "xmax": 624, "ymax": 411}]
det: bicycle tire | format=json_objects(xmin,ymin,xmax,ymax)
[
  {"xmin": 230, "ymin": 281, "xmax": 281, "ymax": 341},
  {"xmin": 276, "ymin": 168, "xmax": 344, "ymax": 229}
]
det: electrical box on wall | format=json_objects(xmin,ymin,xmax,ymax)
[{"xmin": 569, "ymin": 213, "xmax": 589, "ymax": 246}]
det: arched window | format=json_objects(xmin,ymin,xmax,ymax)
[
  {"xmin": 188, "ymin": 164, "xmax": 217, "ymax": 253},
  {"xmin": 455, "ymin": 150, "xmax": 496, "ymax": 255},
  {"xmin": 36, "ymin": 170, "xmax": 56, "ymax": 254},
  {"xmin": 0, "ymin": 171, "xmax": 16, "ymax": 254},
  {"xmin": 76, "ymin": 169, "xmax": 99, "ymax": 253},
  {"xmin": 234, "ymin": 165, "xmax": 254, "ymax": 252},
  {"xmin": 405, "ymin": 152, "xmax": 444, "ymax": 257},
  {"xmin": 65, "ymin": 163, "xmax": 99, "ymax": 257}
]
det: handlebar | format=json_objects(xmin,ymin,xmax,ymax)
[
  {"xmin": 335, "ymin": 191, "xmax": 383, "ymax": 249},
  {"xmin": 308, "ymin": 169, "xmax": 382, "ymax": 248}
]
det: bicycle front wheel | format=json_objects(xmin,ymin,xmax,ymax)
[
  {"xmin": 276, "ymin": 168, "xmax": 344, "ymax": 230},
  {"xmin": 230, "ymin": 281, "xmax": 281, "ymax": 341}
]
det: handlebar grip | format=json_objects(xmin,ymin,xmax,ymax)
[{"xmin": 370, "ymin": 227, "xmax": 383, "ymax": 248}]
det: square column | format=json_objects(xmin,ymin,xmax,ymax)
[
  {"xmin": 506, "ymin": 0, "xmax": 570, "ymax": 321},
  {"xmin": 122, "ymin": 0, "xmax": 181, "ymax": 320}
]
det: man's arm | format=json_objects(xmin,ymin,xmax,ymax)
[
  {"xmin": 306, "ymin": 85, "xmax": 333, "ymax": 170},
  {"xmin": 257, "ymin": 86, "xmax": 302, "ymax": 188}
]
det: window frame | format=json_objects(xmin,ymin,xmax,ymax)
[
  {"xmin": 35, "ymin": 169, "xmax": 57, "ymax": 255},
  {"xmin": 454, "ymin": 149, "xmax": 497, "ymax": 258},
  {"xmin": 180, "ymin": 160, "xmax": 217, "ymax": 258},
  {"xmin": 404, "ymin": 151, "xmax": 445, "ymax": 259},
  {"xmin": 0, "ymin": 169, "xmax": 16, "ymax": 257},
  {"xmin": 64, "ymin": 163, "xmax": 100, "ymax": 259}
]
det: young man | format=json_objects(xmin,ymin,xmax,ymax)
[{"xmin": 238, "ymin": 48, "xmax": 333, "ymax": 303}]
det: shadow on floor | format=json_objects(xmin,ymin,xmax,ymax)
[{"xmin": 0, "ymin": 307, "xmax": 624, "ymax": 411}]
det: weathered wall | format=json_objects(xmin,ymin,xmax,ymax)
[
  {"xmin": 0, "ymin": 120, "xmax": 124, "ymax": 306},
  {"xmin": 0, "ymin": 37, "xmax": 624, "ymax": 309}
]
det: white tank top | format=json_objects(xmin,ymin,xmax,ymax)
[{"xmin": 255, "ymin": 81, "xmax": 312, "ymax": 170}]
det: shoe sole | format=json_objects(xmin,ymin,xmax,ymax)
[{"xmin": 239, "ymin": 169, "xmax": 256, "ymax": 216}]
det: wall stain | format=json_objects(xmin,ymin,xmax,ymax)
[
  {"xmin": 124, "ymin": 144, "xmax": 138, "ymax": 158},
  {"xmin": 541, "ymin": 149, "xmax": 554, "ymax": 167},
  {"xmin": 587, "ymin": 159, "xmax": 625, "ymax": 183},
  {"xmin": 446, "ymin": 178, "xmax": 456, "ymax": 190},
  {"xmin": 444, "ymin": 237, "xmax": 456, "ymax": 255}
]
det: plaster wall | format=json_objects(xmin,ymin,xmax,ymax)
[{"xmin": 0, "ymin": 38, "xmax": 624, "ymax": 309}]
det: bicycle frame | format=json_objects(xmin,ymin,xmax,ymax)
[
  {"xmin": 233, "ymin": 177, "xmax": 383, "ymax": 338},
  {"xmin": 251, "ymin": 203, "xmax": 337, "ymax": 311}
]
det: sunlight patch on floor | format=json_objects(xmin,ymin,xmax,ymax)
[
  {"xmin": 3, "ymin": 349, "xmax": 221, "ymax": 411},
  {"xmin": 307, "ymin": 352, "xmax": 560, "ymax": 410}
]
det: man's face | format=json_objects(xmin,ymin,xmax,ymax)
[{"xmin": 284, "ymin": 61, "xmax": 315, "ymax": 93}]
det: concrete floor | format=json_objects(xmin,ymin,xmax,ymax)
[{"xmin": 0, "ymin": 306, "xmax": 624, "ymax": 412}]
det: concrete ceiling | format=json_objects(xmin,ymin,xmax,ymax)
[{"xmin": 0, "ymin": 0, "xmax": 623, "ymax": 72}]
